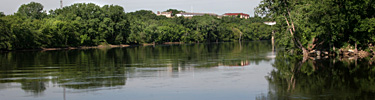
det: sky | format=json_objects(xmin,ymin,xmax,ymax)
[{"xmin": 0, "ymin": 0, "xmax": 262, "ymax": 16}]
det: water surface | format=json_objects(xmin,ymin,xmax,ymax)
[
  {"xmin": 259, "ymin": 53, "xmax": 375, "ymax": 100},
  {"xmin": 0, "ymin": 41, "xmax": 274, "ymax": 100},
  {"xmin": 1, "ymin": 41, "xmax": 374, "ymax": 100}
]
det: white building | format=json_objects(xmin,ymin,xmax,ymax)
[
  {"xmin": 176, "ymin": 12, "xmax": 218, "ymax": 17},
  {"xmin": 157, "ymin": 11, "xmax": 172, "ymax": 18},
  {"xmin": 223, "ymin": 13, "xmax": 250, "ymax": 19}
]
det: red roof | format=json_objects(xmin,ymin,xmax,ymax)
[{"xmin": 223, "ymin": 13, "xmax": 249, "ymax": 16}]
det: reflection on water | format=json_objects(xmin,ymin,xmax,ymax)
[
  {"xmin": 258, "ymin": 52, "xmax": 375, "ymax": 100},
  {"xmin": 2, "ymin": 41, "xmax": 374, "ymax": 100},
  {"xmin": 0, "ymin": 41, "xmax": 274, "ymax": 100}
]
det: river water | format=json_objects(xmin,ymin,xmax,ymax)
[{"xmin": 0, "ymin": 41, "xmax": 374, "ymax": 100}]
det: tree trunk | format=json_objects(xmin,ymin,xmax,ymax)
[
  {"xmin": 284, "ymin": 14, "xmax": 309, "ymax": 57},
  {"xmin": 302, "ymin": 47, "xmax": 309, "ymax": 61},
  {"xmin": 239, "ymin": 31, "xmax": 242, "ymax": 42},
  {"xmin": 65, "ymin": 35, "xmax": 68, "ymax": 47},
  {"xmin": 272, "ymin": 30, "xmax": 275, "ymax": 52},
  {"xmin": 284, "ymin": 16, "xmax": 294, "ymax": 36},
  {"xmin": 288, "ymin": 11, "xmax": 296, "ymax": 32},
  {"xmin": 355, "ymin": 42, "xmax": 358, "ymax": 54}
]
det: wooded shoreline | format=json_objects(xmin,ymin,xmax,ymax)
[
  {"xmin": 0, "ymin": 42, "xmax": 198, "ymax": 52},
  {"xmin": 0, "ymin": 2, "xmax": 272, "ymax": 51},
  {"xmin": 1, "ymin": 1, "xmax": 374, "ymax": 58}
]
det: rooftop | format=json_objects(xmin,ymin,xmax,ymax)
[
  {"xmin": 223, "ymin": 13, "xmax": 250, "ymax": 16},
  {"xmin": 177, "ymin": 12, "xmax": 218, "ymax": 16}
]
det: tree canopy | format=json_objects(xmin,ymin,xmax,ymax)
[{"xmin": 16, "ymin": 2, "xmax": 46, "ymax": 19}]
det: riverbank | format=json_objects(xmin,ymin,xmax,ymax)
[
  {"xmin": 307, "ymin": 49, "xmax": 374, "ymax": 61},
  {"xmin": 1, "ymin": 42, "xmax": 189, "ymax": 52},
  {"xmin": 40, "ymin": 44, "xmax": 131, "ymax": 51}
]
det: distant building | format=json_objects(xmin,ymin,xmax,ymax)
[
  {"xmin": 157, "ymin": 11, "xmax": 172, "ymax": 18},
  {"xmin": 223, "ymin": 13, "xmax": 250, "ymax": 19},
  {"xmin": 176, "ymin": 12, "xmax": 218, "ymax": 17}
]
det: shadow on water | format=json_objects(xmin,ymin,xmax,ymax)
[
  {"xmin": 0, "ymin": 41, "xmax": 273, "ymax": 97},
  {"xmin": 257, "ymin": 52, "xmax": 375, "ymax": 100}
]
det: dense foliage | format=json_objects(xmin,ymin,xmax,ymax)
[
  {"xmin": 0, "ymin": 2, "xmax": 272, "ymax": 50},
  {"xmin": 256, "ymin": 0, "xmax": 375, "ymax": 54}
]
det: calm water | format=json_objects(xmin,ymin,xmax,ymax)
[{"xmin": 0, "ymin": 41, "xmax": 374, "ymax": 100}]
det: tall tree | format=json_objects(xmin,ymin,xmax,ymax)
[
  {"xmin": 0, "ymin": 16, "xmax": 13, "ymax": 50},
  {"xmin": 16, "ymin": 2, "xmax": 46, "ymax": 19}
]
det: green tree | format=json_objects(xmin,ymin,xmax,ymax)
[
  {"xmin": 100, "ymin": 5, "xmax": 129, "ymax": 44},
  {"xmin": 16, "ymin": 2, "xmax": 46, "ymax": 19},
  {"xmin": 190, "ymin": 15, "xmax": 220, "ymax": 42},
  {"xmin": 7, "ymin": 16, "xmax": 44, "ymax": 49},
  {"xmin": 0, "ymin": 16, "xmax": 13, "ymax": 50}
]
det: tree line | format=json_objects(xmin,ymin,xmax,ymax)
[
  {"xmin": 0, "ymin": 2, "xmax": 272, "ymax": 50},
  {"xmin": 256, "ymin": 0, "xmax": 375, "ymax": 56}
]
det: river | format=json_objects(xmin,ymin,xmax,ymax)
[{"xmin": 0, "ymin": 41, "xmax": 374, "ymax": 100}]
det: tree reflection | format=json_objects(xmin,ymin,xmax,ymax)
[
  {"xmin": 21, "ymin": 80, "xmax": 46, "ymax": 96},
  {"xmin": 0, "ymin": 41, "xmax": 273, "ymax": 95},
  {"xmin": 0, "ymin": 49, "xmax": 131, "ymax": 95},
  {"xmin": 258, "ymin": 52, "xmax": 375, "ymax": 100}
]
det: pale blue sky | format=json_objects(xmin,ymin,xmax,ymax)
[{"xmin": 0, "ymin": 0, "xmax": 262, "ymax": 16}]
